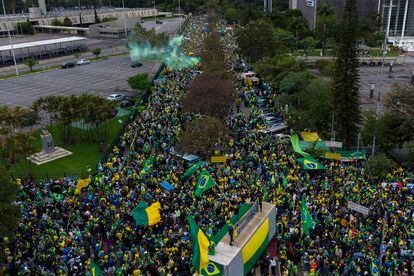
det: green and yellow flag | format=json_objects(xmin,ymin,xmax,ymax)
[
  {"xmin": 90, "ymin": 260, "xmax": 103, "ymax": 276},
  {"xmin": 189, "ymin": 217, "xmax": 210, "ymax": 272},
  {"xmin": 183, "ymin": 161, "xmax": 202, "ymax": 179},
  {"xmin": 132, "ymin": 201, "xmax": 161, "ymax": 226},
  {"xmin": 201, "ymin": 262, "xmax": 222, "ymax": 275},
  {"xmin": 370, "ymin": 261, "xmax": 379, "ymax": 276},
  {"xmin": 139, "ymin": 155, "xmax": 155, "ymax": 179},
  {"xmin": 194, "ymin": 169, "xmax": 216, "ymax": 197},
  {"xmin": 301, "ymin": 196, "xmax": 314, "ymax": 236},
  {"xmin": 297, "ymin": 157, "xmax": 326, "ymax": 170}
]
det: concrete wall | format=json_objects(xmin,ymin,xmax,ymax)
[{"xmin": 224, "ymin": 252, "xmax": 244, "ymax": 276}]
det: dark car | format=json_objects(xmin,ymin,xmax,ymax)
[
  {"xmin": 61, "ymin": 61, "xmax": 75, "ymax": 69},
  {"xmin": 131, "ymin": 61, "xmax": 143, "ymax": 68}
]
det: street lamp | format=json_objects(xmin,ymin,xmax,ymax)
[
  {"xmin": 121, "ymin": 0, "xmax": 127, "ymax": 38},
  {"xmin": 1, "ymin": 0, "xmax": 19, "ymax": 75}
]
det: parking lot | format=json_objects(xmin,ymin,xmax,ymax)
[{"xmin": 0, "ymin": 56, "xmax": 161, "ymax": 107}]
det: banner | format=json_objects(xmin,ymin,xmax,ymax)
[
  {"xmin": 211, "ymin": 156, "xmax": 226, "ymax": 163},
  {"xmin": 300, "ymin": 131, "xmax": 321, "ymax": 142}
]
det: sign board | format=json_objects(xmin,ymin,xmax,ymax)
[
  {"xmin": 306, "ymin": 0, "xmax": 315, "ymax": 7},
  {"xmin": 326, "ymin": 140, "xmax": 343, "ymax": 148},
  {"xmin": 347, "ymin": 201, "xmax": 369, "ymax": 215},
  {"xmin": 325, "ymin": 152, "xmax": 341, "ymax": 160},
  {"xmin": 211, "ymin": 156, "xmax": 227, "ymax": 163}
]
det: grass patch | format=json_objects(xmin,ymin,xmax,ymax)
[
  {"xmin": 5, "ymin": 114, "xmax": 129, "ymax": 180},
  {"xmin": 0, "ymin": 65, "xmax": 60, "ymax": 80}
]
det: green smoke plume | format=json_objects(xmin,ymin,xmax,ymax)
[{"xmin": 128, "ymin": 35, "xmax": 200, "ymax": 70}]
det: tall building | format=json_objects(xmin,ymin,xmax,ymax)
[
  {"xmin": 380, "ymin": 0, "xmax": 414, "ymax": 38},
  {"xmin": 289, "ymin": 0, "xmax": 379, "ymax": 29}
]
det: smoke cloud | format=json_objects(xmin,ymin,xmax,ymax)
[{"xmin": 128, "ymin": 35, "xmax": 200, "ymax": 70}]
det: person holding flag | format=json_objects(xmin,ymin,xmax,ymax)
[{"xmin": 301, "ymin": 195, "xmax": 315, "ymax": 236}]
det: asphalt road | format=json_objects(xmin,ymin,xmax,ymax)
[{"xmin": 0, "ymin": 56, "xmax": 161, "ymax": 107}]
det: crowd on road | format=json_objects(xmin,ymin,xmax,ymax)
[{"xmin": 1, "ymin": 15, "xmax": 413, "ymax": 276}]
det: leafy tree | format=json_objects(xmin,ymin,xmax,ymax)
[
  {"xmin": 366, "ymin": 154, "xmax": 398, "ymax": 180},
  {"xmin": 236, "ymin": 20, "xmax": 276, "ymax": 62},
  {"xmin": 0, "ymin": 168, "xmax": 20, "ymax": 239},
  {"xmin": 315, "ymin": 60, "xmax": 334, "ymax": 76},
  {"xmin": 299, "ymin": 36, "xmax": 317, "ymax": 55},
  {"xmin": 224, "ymin": 6, "xmax": 238, "ymax": 23},
  {"xmin": 74, "ymin": 52, "xmax": 82, "ymax": 59},
  {"xmin": 182, "ymin": 72, "xmax": 234, "ymax": 119},
  {"xmin": 362, "ymin": 111, "xmax": 403, "ymax": 154},
  {"xmin": 24, "ymin": 57, "xmax": 37, "ymax": 72},
  {"xmin": 62, "ymin": 17, "xmax": 73, "ymax": 27},
  {"xmin": 273, "ymin": 28, "xmax": 295, "ymax": 53},
  {"xmin": 15, "ymin": 21, "xmax": 34, "ymax": 35},
  {"xmin": 383, "ymin": 84, "xmax": 414, "ymax": 145},
  {"xmin": 255, "ymin": 55, "xmax": 305, "ymax": 88},
  {"xmin": 315, "ymin": 4, "xmax": 340, "ymax": 54},
  {"xmin": 177, "ymin": 116, "xmax": 226, "ymax": 159},
  {"xmin": 279, "ymin": 70, "xmax": 313, "ymax": 94},
  {"xmin": 127, "ymin": 73, "xmax": 151, "ymax": 91},
  {"xmin": 287, "ymin": 16, "xmax": 309, "ymax": 49},
  {"xmin": 92, "ymin": 48, "xmax": 102, "ymax": 58},
  {"xmin": 278, "ymin": 78, "xmax": 333, "ymax": 136},
  {"xmin": 331, "ymin": 0, "xmax": 361, "ymax": 147},
  {"xmin": 51, "ymin": 18, "xmax": 62, "ymax": 26}
]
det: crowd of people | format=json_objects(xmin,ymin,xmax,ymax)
[{"xmin": 1, "ymin": 15, "xmax": 413, "ymax": 276}]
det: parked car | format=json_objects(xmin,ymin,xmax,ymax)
[
  {"xmin": 77, "ymin": 58, "xmax": 91, "ymax": 65},
  {"xmin": 131, "ymin": 61, "xmax": 143, "ymax": 68},
  {"xmin": 61, "ymin": 61, "xmax": 75, "ymax": 69},
  {"xmin": 106, "ymin": 94, "xmax": 125, "ymax": 102}
]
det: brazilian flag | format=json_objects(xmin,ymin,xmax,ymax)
[
  {"xmin": 194, "ymin": 169, "xmax": 217, "ymax": 197},
  {"xmin": 183, "ymin": 161, "xmax": 202, "ymax": 179},
  {"xmin": 370, "ymin": 261, "xmax": 379, "ymax": 276},
  {"xmin": 189, "ymin": 217, "xmax": 210, "ymax": 272},
  {"xmin": 139, "ymin": 155, "xmax": 155, "ymax": 179},
  {"xmin": 301, "ymin": 196, "xmax": 315, "ymax": 236},
  {"xmin": 297, "ymin": 157, "xmax": 326, "ymax": 170},
  {"xmin": 90, "ymin": 260, "xmax": 103, "ymax": 276},
  {"xmin": 132, "ymin": 201, "xmax": 161, "ymax": 226},
  {"xmin": 201, "ymin": 262, "xmax": 222, "ymax": 275}
]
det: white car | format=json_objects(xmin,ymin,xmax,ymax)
[
  {"xmin": 77, "ymin": 59, "xmax": 91, "ymax": 65},
  {"xmin": 106, "ymin": 94, "xmax": 125, "ymax": 101}
]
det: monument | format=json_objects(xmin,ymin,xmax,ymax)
[{"xmin": 27, "ymin": 130, "xmax": 72, "ymax": 165}]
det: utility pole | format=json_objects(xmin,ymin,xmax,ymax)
[
  {"xmin": 122, "ymin": 0, "xmax": 128, "ymax": 38},
  {"xmin": 372, "ymin": 14, "xmax": 389, "ymax": 158},
  {"xmin": 1, "ymin": 0, "xmax": 19, "ymax": 75}
]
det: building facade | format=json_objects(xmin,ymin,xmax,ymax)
[
  {"xmin": 289, "ymin": 0, "xmax": 379, "ymax": 29},
  {"xmin": 380, "ymin": 0, "xmax": 414, "ymax": 37}
]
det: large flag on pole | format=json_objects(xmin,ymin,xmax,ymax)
[
  {"xmin": 182, "ymin": 161, "xmax": 202, "ymax": 179},
  {"xmin": 195, "ymin": 169, "xmax": 217, "ymax": 197},
  {"xmin": 301, "ymin": 196, "xmax": 314, "ymax": 236},
  {"xmin": 132, "ymin": 201, "xmax": 161, "ymax": 226},
  {"xmin": 189, "ymin": 217, "xmax": 210, "ymax": 273}
]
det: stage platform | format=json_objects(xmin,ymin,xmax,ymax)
[{"xmin": 209, "ymin": 201, "xmax": 276, "ymax": 276}]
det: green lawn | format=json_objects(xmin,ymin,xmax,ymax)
[{"xmin": 6, "ymin": 115, "xmax": 130, "ymax": 180}]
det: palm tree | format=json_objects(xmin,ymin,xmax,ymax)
[{"xmin": 288, "ymin": 17, "xmax": 308, "ymax": 50}]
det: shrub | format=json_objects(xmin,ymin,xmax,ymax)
[
  {"xmin": 315, "ymin": 60, "xmax": 334, "ymax": 76},
  {"xmin": 127, "ymin": 73, "xmax": 151, "ymax": 90}
]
